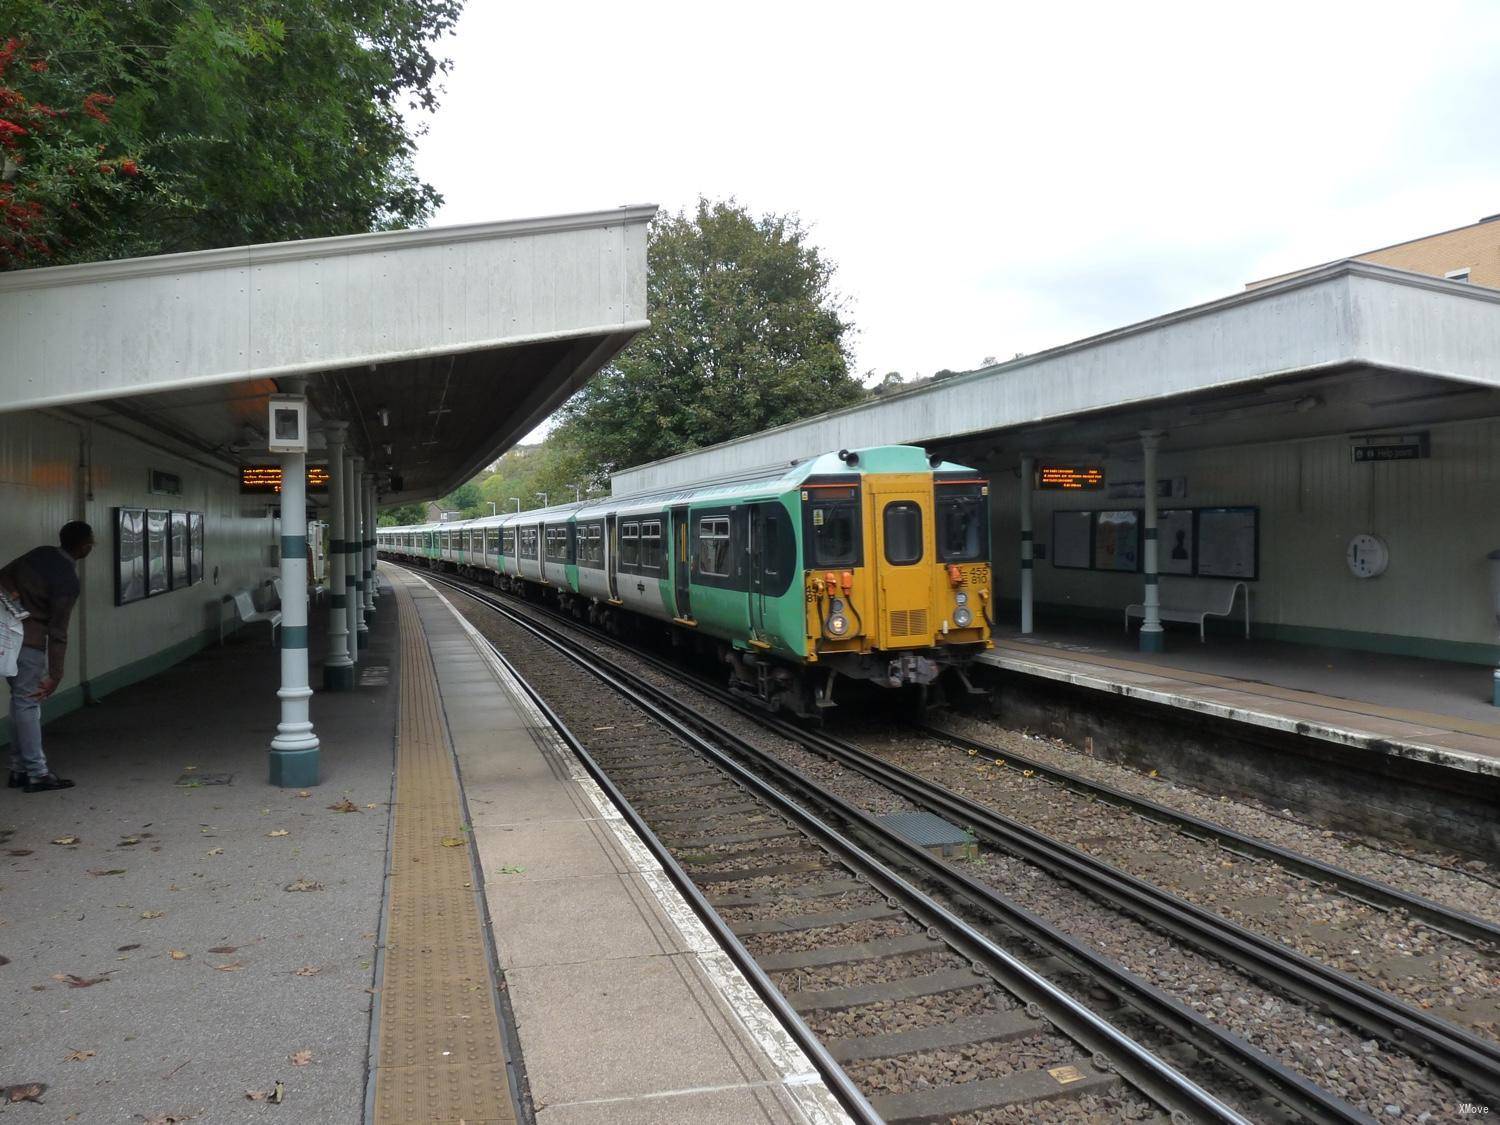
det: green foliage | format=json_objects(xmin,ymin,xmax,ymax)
[
  {"xmin": 474, "ymin": 437, "xmax": 595, "ymax": 513},
  {"xmin": 378, "ymin": 502, "xmax": 427, "ymax": 527},
  {"xmin": 0, "ymin": 0, "xmax": 459, "ymax": 269},
  {"xmin": 553, "ymin": 199, "xmax": 864, "ymax": 486},
  {"xmin": 440, "ymin": 480, "xmax": 482, "ymax": 516}
]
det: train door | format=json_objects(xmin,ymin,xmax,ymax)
[
  {"xmin": 671, "ymin": 505, "xmax": 692, "ymax": 621},
  {"xmin": 869, "ymin": 476, "xmax": 931, "ymax": 648},
  {"xmin": 605, "ymin": 513, "xmax": 620, "ymax": 601},
  {"xmin": 749, "ymin": 503, "xmax": 769, "ymax": 639}
]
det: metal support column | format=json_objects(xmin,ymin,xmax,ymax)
[
  {"xmin": 362, "ymin": 474, "xmax": 377, "ymax": 614},
  {"xmin": 269, "ymin": 382, "xmax": 320, "ymax": 786},
  {"xmin": 1020, "ymin": 453, "xmax": 1035, "ymax": 635},
  {"xmin": 349, "ymin": 453, "xmax": 368, "ymax": 650},
  {"xmin": 1139, "ymin": 431, "xmax": 1164, "ymax": 653},
  {"xmin": 322, "ymin": 423, "xmax": 354, "ymax": 691}
]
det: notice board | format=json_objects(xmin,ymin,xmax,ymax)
[
  {"xmin": 1196, "ymin": 507, "xmax": 1258, "ymax": 579},
  {"xmin": 1051, "ymin": 511, "xmax": 1092, "ymax": 569}
]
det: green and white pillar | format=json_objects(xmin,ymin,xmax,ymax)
[
  {"xmin": 1020, "ymin": 453, "xmax": 1035, "ymax": 635},
  {"xmin": 269, "ymin": 382, "xmax": 320, "ymax": 786},
  {"xmin": 350, "ymin": 453, "xmax": 369, "ymax": 649},
  {"xmin": 362, "ymin": 473, "xmax": 377, "ymax": 615},
  {"xmin": 1139, "ymin": 431, "xmax": 1165, "ymax": 653},
  {"xmin": 322, "ymin": 423, "xmax": 355, "ymax": 691}
]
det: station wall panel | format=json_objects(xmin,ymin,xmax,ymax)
[
  {"xmin": 0, "ymin": 411, "xmax": 273, "ymax": 742},
  {"xmin": 990, "ymin": 415, "xmax": 1500, "ymax": 663}
]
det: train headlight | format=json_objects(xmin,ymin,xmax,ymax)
[
  {"xmin": 826, "ymin": 614, "xmax": 850, "ymax": 637},
  {"xmin": 955, "ymin": 592, "xmax": 968, "ymax": 605},
  {"xmin": 953, "ymin": 606, "xmax": 973, "ymax": 628}
]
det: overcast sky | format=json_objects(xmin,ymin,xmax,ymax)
[{"xmin": 411, "ymin": 0, "xmax": 1500, "ymax": 381}]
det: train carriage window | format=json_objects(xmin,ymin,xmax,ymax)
[
  {"xmin": 545, "ymin": 526, "xmax": 569, "ymax": 561},
  {"xmin": 620, "ymin": 522, "xmax": 640, "ymax": 567},
  {"xmin": 487, "ymin": 528, "xmax": 500, "ymax": 556},
  {"xmin": 883, "ymin": 502, "xmax": 923, "ymax": 565},
  {"xmin": 640, "ymin": 520, "xmax": 663, "ymax": 571},
  {"xmin": 502, "ymin": 528, "xmax": 516, "ymax": 556},
  {"xmin": 519, "ymin": 527, "xmax": 539, "ymax": 560},
  {"xmin": 578, "ymin": 522, "xmax": 604, "ymax": 567},
  {"xmin": 807, "ymin": 494, "xmax": 860, "ymax": 568},
  {"xmin": 936, "ymin": 483, "xmax": 989, "ymax": 563},
  {"xmin": 696, "ymin": 516, "xmax": 732, "ymax": 577}
]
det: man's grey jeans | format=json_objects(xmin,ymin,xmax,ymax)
[{"xmin": 6, "ymin": 646, "xmax": 49, "ymax": 779}]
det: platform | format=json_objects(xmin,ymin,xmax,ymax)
[
  {"xmin": 0, "ymin": 571, "xmax": 849, "ymax": 1124},
  {"xmin": 979, "ymin": 624, "xmax": 1500, "ymax": 779}
]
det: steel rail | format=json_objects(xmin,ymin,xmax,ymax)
[
  {"xmin": 916, "ymin": 724, "xmax": 1500, "ymax": 947},
  {"xmin": 418, "ymin": 570, "xmax": 1348, "ymax": 1125}
]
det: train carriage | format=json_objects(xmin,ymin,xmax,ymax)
[{"xmin": 378, "ymin": 445, "xmax": 992, "ymax": 715}]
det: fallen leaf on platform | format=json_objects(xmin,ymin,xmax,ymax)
[
  {"xmin": 327, "ymin": 798, "xmax": 359, "ymax": 813},
  {"xmin": 117, "ymin": 944, "xmax": 141, "ymax": 952},
  {"xmin": 64, "ymin": 1049, "xmax": 94, "ymax": 1062},
  {"xmin": 283, "ymin": 878, "xmax": 323, "ymax": 892},
  {"xmin": 51, "ymin": 836, "xmax": 79, "ymax": 846},
  {"xmin": 206, "ymin": 848, "xmax": 223, "ymax": 856},
  {"xmin": 293, "ymin": 964, "xmax": 322, "ymax": 977},
  {"xmin": 118, "ymin": 837, "xmax": 140, "ymax": 846},
  {"xmin": 50, "ymin": 973, "xmax": 108, "ymax": 988},
  {"xmin": 30, "ymin": 984, "xmax": 45, "ymax": 991},
  {"xmin": 212, "ymin": 961, "xmax": 243, "ymax": 972},
  {"xmin": 88, "ymin": 868, "xmax": 127, "ymax": 877},
  {"xmin": 296, "ymin": 791, "xmax": 311, "ymax": 799},
  {"xmin": 5, "ymin": 1083, "xmax": 45, "ymax": 1104},
  {"xmin": 244, "ymin": 1090, "xmax": 266, "ymax": 1102},
  {"xmin": 207, "ymin": 945, "xmax": 236, "ymax": 955},
  {"xmin": 169, "ymin": 950, "xmax": 189, "ymax": 961},
  {"xmin": 364, "ymin": 803, "xmax": 378, "ymax": 809},
  {"xmin": 289, "ymin": 1049, "xmax": 313, "ymax": 1067},
  {"xmin": 440, "ymin": 837, "xmax": 465, "ymax": 848},
  {"xmin": 141, "ymin": 911, "xmax": 164, "ymax": 919},
  {"xmin": 141, "ymin": 1114, "xmax": 192, "ymax": 1124},
  {"xmin": 266, "ymin": 830, "xmax": 289, "ymax": 838},
  {"xmin": 271, "ymin": 1081, "xmax": 285, "ymax": 1104},
  {"xmin": 496, "ymin": 865, "xmax": 524, "ymax": 875},
  {"xmin": 7, "ymin": 848, "xmax": 33, "ymax": 856}
]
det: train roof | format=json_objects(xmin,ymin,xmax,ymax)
[{"xmin": 379, "ymin": 445, "xmax": 978, "ymax": 533}]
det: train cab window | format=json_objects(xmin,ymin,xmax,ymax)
[
  {"xmin": 696, "ymin": 516, "xmax": 731, "ymax": 577},
  {"xmin": 620, "ymin": 522, "xmax": 640, "ymax": 567},
  {"xmin": 807, "ymin": 495, "xmax": 860, "ymax": 568},
  {"xmin": 640, "ymin": 520, "xmax": 663, "ymax": 571},
  {"xmin": 502, "ymin": 528, "xmax": 516, "ymax": 556},
  {"xmin": 936, "ymin": 483, "xmax": 989, "ymax": 562},
  {"xmin": 883, "ymin": 502, "xmax": 923, "ymax": 566}
]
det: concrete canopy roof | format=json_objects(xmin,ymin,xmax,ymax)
[
  {"xmin": 610, "ymin": 260, "xmax": 1500, "ymax": 495},
  {"xmin": 0, "ymin": 205, "xmax": 655, "ymax": 503}
]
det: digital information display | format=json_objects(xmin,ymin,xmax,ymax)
[
  {"xmin": 1038, "ymin": 464, "xmax": 1105, "ymax": 490},
  {"xmin": 240, "ymin": 465, "xmax": 331, "ymax": 494}
]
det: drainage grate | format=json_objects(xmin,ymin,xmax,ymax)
[
  {"xmin": 876, "ymin": 810, "xmax": 978, "ymax": 860},
  {"xmin": 175, "ymin": 773, "xmax": 234, "ymax": 787}
]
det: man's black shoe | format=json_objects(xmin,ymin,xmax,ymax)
[
  {"xmin": 23, "ymin": 773, "xmax": 74, "ymax": 793},
  {"xmin": 7, "ymin": 770, "xmax": 23, "ymax": 789}
]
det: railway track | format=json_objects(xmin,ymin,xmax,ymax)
[{"xmin": 405, "ymin": 565, "xmax": 1484, "ymax": 1123}]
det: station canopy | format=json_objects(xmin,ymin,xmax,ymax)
[
  {"xmin": 608, "ymin": 260, "xmax": 1500, "ymax": 493},
  {"xmin": 0, "ymin": 205, "xmax": 655, "ymax": 503}
]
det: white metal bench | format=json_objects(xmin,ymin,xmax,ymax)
[
  {"xmin": 1126, "ymin": 578, "xmax": 1249, "ymax": 642},
  {"xmin": 221, "ymin": 589, "xmax": 281, "ymax": 646}
]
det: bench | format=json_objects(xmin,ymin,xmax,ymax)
[
  {"xmin": 1126, "ymin": 578, "xmax": 1248, "ymax": 642},
  {"xmin": 221, "ymin": 589, "xmax": 281, "ymax": 646}
]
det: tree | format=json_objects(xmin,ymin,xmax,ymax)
[
  {"xmin": 553, "ymin": 199, "xmax": 864, "ymax": 486},
  {"xmin": 440, "ymin": 480, "xmax": 482, "ymax": 516},
  {"xmin": 379, "ymin": 502, "xmax": 427, "ymax": 527},
  {"xmin": 0, "ymin": 0, "xmax": 459, "ymax": 270}
]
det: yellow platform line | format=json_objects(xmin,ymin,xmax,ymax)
[{"xmin": 373, "ymin": 582, "xmax": 517, "ymax": 1125}]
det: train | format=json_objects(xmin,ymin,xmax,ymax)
[{"xmin": 376, "ymin": 445, "xmax": 992, "ymax": 716}]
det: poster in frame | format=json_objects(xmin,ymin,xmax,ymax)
[
  {"xmin": 168, "ymin": 511, "xmax": 189, "ymax": 590},
  {"xmin": 1158, "ymin": 508, "xmax": 1195, "ymax": 576},
  {"xmin": 115, "ymin": 507, "xmax": 147, "ymax": 606},
  {"xmin": 1093, "ymin": 509, "xmax": 1141, "ymax": 571},
  {"xmin": 1196, "ymin": 506, "xmax": 1259, "ymax": 579},
  {"xmin": 189, "ymin": 512, "xmax": 204, "ymax": 584},
  {"xmin": 145, "ymin": 509, "xmax": 169, "ymax": 596},
  {"xmin": 1051, "ymin": 510, "xmax": 1092, "ymax": 569}
]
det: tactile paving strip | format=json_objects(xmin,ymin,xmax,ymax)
[{"xmin": 373, "ymin": 582, "xmax": 517, "ymax": 1125}]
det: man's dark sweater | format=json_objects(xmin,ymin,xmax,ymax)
[{"xmin": 0, "ymin": 546, "xmax": 79, "ymax": 682}]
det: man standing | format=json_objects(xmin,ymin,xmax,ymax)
[{"xmin": 2, "ymin": 521, "xmax": 93, "ymax": 792}]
